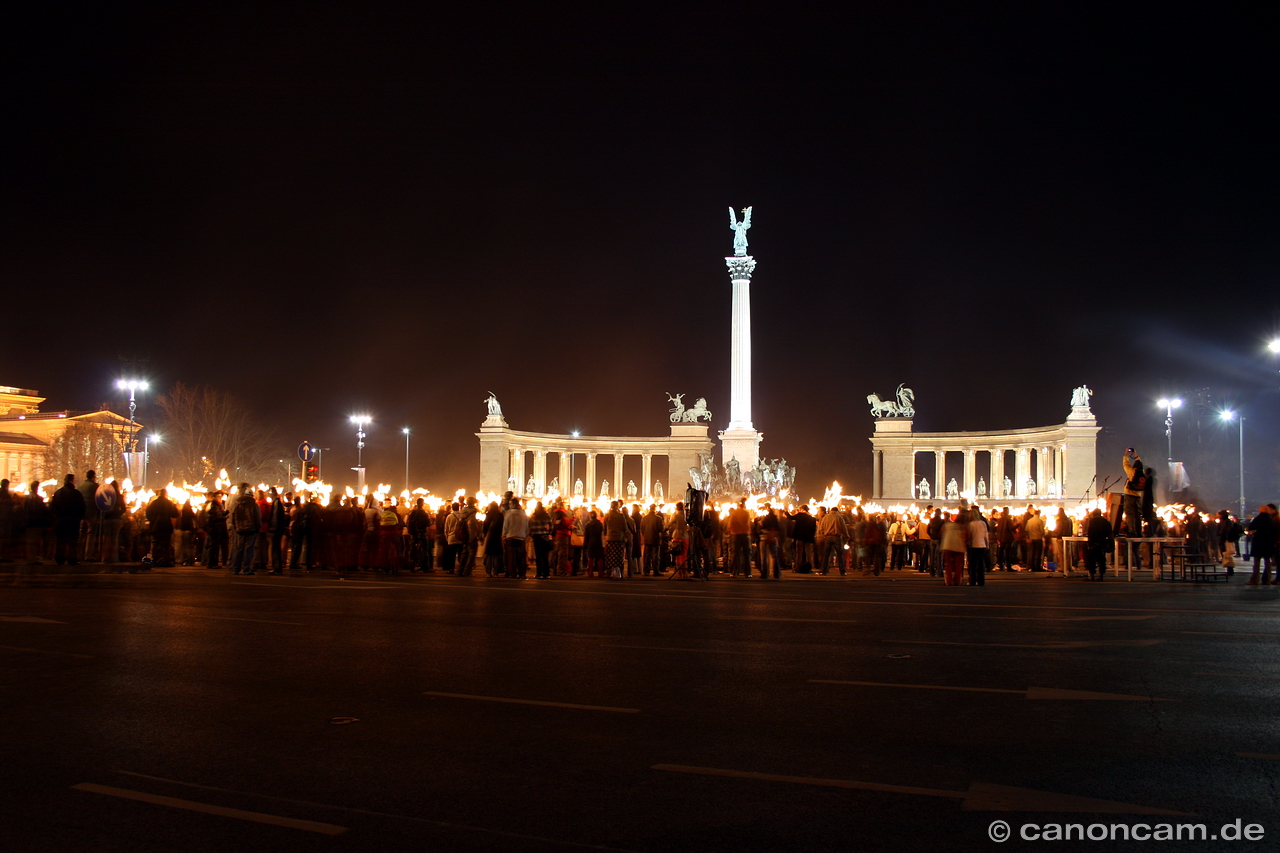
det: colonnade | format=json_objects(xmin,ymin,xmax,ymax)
[
  {"xmin": 505, "ymin": 446, "xmax": 659, "ymax": 501},
  {"xmin": 868, "ymin": 410, "xmax": 1099, "ymax": 503},
  {"xmin": 0, "ymin": 449, "xmax": 41, "ymax": 486}
]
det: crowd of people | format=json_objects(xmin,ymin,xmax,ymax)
[{"xmin": 0, "ymin": 469, "xmax": 1266, "ymax": 584}]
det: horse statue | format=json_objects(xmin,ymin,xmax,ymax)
[
  {"xmin": 867, "ymin": 393, "xmax": 900, "ymax": 418},
  {"xmin": 681, "ymin": 397, "xmax": 713, "ymax": 423}
]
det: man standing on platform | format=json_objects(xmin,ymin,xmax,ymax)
[{"xmin": 1122, "ymin": 449, "xmax": 1147, "ymax": 538}]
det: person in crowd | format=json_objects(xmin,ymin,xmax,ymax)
[
  {"xmin": 203, "ymin": 492, "xmax": 229, "ymax": 569},
  {"xmin": 759, "ymin": 503, "xmax": 781, "ymax": 579},
  {"xmin": 1083, "ymin": 507, "xmax": 1114, "ymax": 581},
  {"xmin": 1024, "ymin": 508, "xmax": 1047, "ymax": 571},
  {"xmin": 228, "ymin": 482, "xmax": 261, "ymax": 575},
  {"xmin": 939, "ymin": 510, "xmax": 968, "ymax": 586},
  {"xmin": 481, "ymin": 500, "xmax": 504, "ymax": 576},
  {"xmin": 177, "ymin": 498, "xmax": 197, "ymax": 565},
  {"xmin": 551, "ymin": 499, "xmax": 574, "ymax": 576},
  {"xmin": 265, "ymin": 487, "xmax": 288, "ymax": 573},
  {"xmin": 50, "ymin": 473, "xmax": 86, "ymax": 566},
  {"xmin": 728, "ymin": 498, "xmax": 753, "ymax": 577},
  {"xmin": 529, "ymin": 500, "xmax": 552, "ymax": 579},
  {"xmin": 966, "ymin": 506, "xmax": 989, "ymax": 586},
  {"xmin": 145, "ymin": 487, "xmax": 179, "ymax": 567},
  {"xmin": 78, "ymin": 469, "xmax": 100, "ymax": 561},
  {"xmin": 1245, "ymin": 504, "xmax": 1276, "ymax": 586},
  {"xmin": 603, "ymin": 500, "xmax": 628, "ymax": 579},
  {"xmin": 407, "ymin": 497, "xmax": 433, "ymax": 572},
  {"xmin": 99, "ymin": 479, "xmax": 124, "ymax": 567},
  {"xmin": 789, "ymin": 505, "xmax": 816, "ymax": 573},
  {"xmin": 1217, "ymin": 509, "xmax": 1241, "ymax": 574},
  {"xmin": 584, "ymin": 509, "xmax": 605, "ymax": 577},
  {"xmin": 640, "ymin": 503, "xmax": 664, "ymax": 576}
]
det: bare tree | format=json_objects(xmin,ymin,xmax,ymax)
[
  {"xmin": 42, "ymin": 419, "xmax": 128, "ymax": 481},
  {"xmin": 154, "ymin": 382, "xmax": 284, "ymax": 485}
]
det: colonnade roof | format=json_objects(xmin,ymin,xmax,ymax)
[{"xmin": 477, "ymin": 426, "xmax": 712, "ymax": 454}]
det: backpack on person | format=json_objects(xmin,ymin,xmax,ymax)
[
  {"xmin": 232, "ymin": 497, "xmax": 257, "ymax": 534},
  {"xmin": 1127, "ymin": 466, "xmax": 1148, "ymax": 493}
]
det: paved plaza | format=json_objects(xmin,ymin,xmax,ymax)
[{"xmin": 2, "ymin": 566, "xmax": 1278, "ymax": 851}]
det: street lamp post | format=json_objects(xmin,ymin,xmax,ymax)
[
  {"xmin": 143, "ymin": 433, "xmax": 160, "ymax": 489},
  {"xmin": 116, "ymin": 379, "xmax": 147, "ymax": 482},
  {"xmin": 350, "ymin": 415, "xmax": 371, "ymax": 493},
  {"xmin": 571, "ymin": 431, "xmax": 579, "ymax": 497},
  {"xmin": 1156, "ymin": 397, "xmax": 1182, "ymax": 465},
  {"xmin": 1222, "ymin": 410, "xmax": 1245, "ymax": 519},
  {"xmin": 402, "ymin": 428, "xmax": 410, "ymax": 494}
]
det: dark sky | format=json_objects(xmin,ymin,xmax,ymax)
[{"xmin": 3, "ymin": 8, "xmax": 1277, "ymax": 505}]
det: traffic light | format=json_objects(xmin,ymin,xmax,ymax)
[{"xmin": 306, "ymin": 465, "xmax": 319, "ymax": 483}]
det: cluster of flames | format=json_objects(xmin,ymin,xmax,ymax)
[{"xmin": 7, "ymin": 475, "xmax": 1223, "ymax": 528}]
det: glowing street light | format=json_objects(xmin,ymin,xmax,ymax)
[
  {"xmin": 402, "ymin": 427, "xmax": 411, "ymax": 494},
  {"xmin": 350, "ymin": 415, "xmax": 371, "ymax": 492},
  {"xmin": 1221, "ymin": 410, "xmax": 1245, "ymax": 518},
  {"xmin": 1156, "ymin": 397, "xmax": 1182, "ymax": 464},
  {"xmin": 115, "ymin": 379, "xmax": 148, "ymax": 452}
]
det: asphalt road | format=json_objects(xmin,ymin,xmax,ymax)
[{"xmin": 2, "ymin": 567, "xmax": 1278, "ymax": 852}]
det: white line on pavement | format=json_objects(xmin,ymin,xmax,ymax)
[
  {"xmin": 114, "ymin": 770, "xmax": 639, "ymax": 852},
  {"xmin": 422, "ymin": 691, "xmax": 639, "ymax": 713},
  {"xmin": 185, "ymin": 615, "xmax": 306, "ymax": 626},
  {"xmin": 0, "ymin": 644, "xmax": 92, "ymax": 658},
  {"xmin": 71, "ymin": 783, "xmax": 347, "ymax": 834}
]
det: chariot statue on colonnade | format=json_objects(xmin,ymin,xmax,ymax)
[{"xmin": 867, "ymin": 384, "xmax": 915, "ymax": 418}]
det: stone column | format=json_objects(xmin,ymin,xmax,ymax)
[
  {"xmin": 612, "ymin": 454, "xmax": 624, "ymax": 501},
  {"xmin": 934, "ymin": 450, "xmax": 946, "ymax": 501},
  {"xmin": 585, "ymin": 453, "xmax": 597, "ymax": 501},
  {"xmin": 558, "ymin": 452, "xmax": 571, "ymax": 496},
  {"xmin": 641, "ymin": 453, "xmax": 653, "ymax": 499},
  {"xmin": 991, "ymin": 448, "xmax": 1005, "ymax": 499},
  {"xmin": 721, "ymin": 253, "xmax": 763, "ymax": 473},
  {"xmin": 533, "ymin": 450, "xmax": 547, "ymax": 497},
  {"xmin": 964, "ymin": 449, "xmax": 977, "ymax": 496},
  {"xmin": 872, "ymin": 451, "xmax": 882, "ymax": 499},
  {"xmin": 514, "ymin": 449, "xmax": 527, "ymax": 495},
  {"xmin": 1016, "ymin": 448, "xmax": 1030, "ymax": 498},
  {"xmin": 1036, "ymin": 447, "xmax": 1047, "ymax": 497}
]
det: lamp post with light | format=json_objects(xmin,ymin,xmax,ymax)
[
  {"xmin": 1157, "ymin": 397, "xmax": 1182, "ymax": 465},
  {"xmin": 1221, "ymin": 410, "xmax": 1245, "ymax": 519},
  {"xmin": 116, "ymin": 379, "xmax": 147, "ymax": 482},
  {"xmin": 402, "ymin": 428, "xmax": 410, "ymax": 494},
  {"xmin": 350, "ymin": 415, "xmax": 371, "ymax": 492}
]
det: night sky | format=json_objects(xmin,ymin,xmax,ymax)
[{"xmin": 3, "ymin": 9, "xmax": 1277, "ymax": 506}]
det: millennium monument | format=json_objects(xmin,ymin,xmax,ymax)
[{"xmin": 719, "ymin": 206, "xmax": 763, "ymax": 475}]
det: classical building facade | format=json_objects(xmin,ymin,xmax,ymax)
[{"xmin": 0, "ymin": 385, "xmax": 137, "ymax": 484}]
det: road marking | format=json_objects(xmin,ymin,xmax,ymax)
[
  {"xmin": 652, "ymin": 765, "xmax": 1192, "ymax": 814},
  {"xmin": 71, "ymin": 783, "xmax": 347, "ymax": 834},
  {"xmin": 810, "ymin": 679, "xmax": 1172, "ymax": 701},
  {"xmin": 0, "ymin": 615, "xmax": 66, "ymax": 623},
  {"xmin": 731, "ymin": 617, "xmax": 860, "ymax": 623},
  {"xmin": 423, "ymin": 691, "xmax": 639, "ymax": 713},
  {"xmin": 930, "ymin": 613, "xmax": 1158, "ymax": 622},
  {"xmin": 186, "ymin": 615, "xmax": 306, "ymax": 626},
  {"xmin": 0, "ymin": 644, "xmax": 92, "ymax": 658},
  {"xmin": 894, "ymin": 638, "xmax": 1165, "ymax": 650},
  {"xmin": 1194, "ymin": 672, "xmax": 1280, "ymax": 679},
  {"xmin": 600, "ymin": 644, "xmax": 739, "ymax": 654},
  {"xmin": 115, "ymin": 771, "xmax": 639, "ymax": 851},
  {"xmin": 1182, "ymin": 631, "xmax": 1280, "ymax": 637},
  {"xmin": 1235, "ymin": 752, "xmax": 1280, "ymax": 761}
]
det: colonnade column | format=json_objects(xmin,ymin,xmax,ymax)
[
  {"xmin": 963, "ymin": 449, "xmax": 976, "ymax": 496},
  {"xmin": 533, "ymin": 450, "xmax": 547, "ymax": 497},
  {"xmin": 1016, "ymin": 448, "xmax": 1029, "ymax": 498},
  {"xmin": 991, "ymin": 449, "xmax": 1005, "ymax": 500},
  {"xmin": 1036, "ymin": 447, "xmax": 1048, "ymax": 497},
  {"xmin": 558, "ymin": 452, "xmax": 571, "ymax": 496},
  {"xmin": 612, "ymin": 454, "xmax": 624, "ymax": 501},
  {"xmin": 585, "ymin": 453, "xmax": 597, "ymax": 501},
  {"xmin": 641, "ymin": 453, "xmax": 652, "ymax": 500},
  {"xmin": 934, "ymin": 451, "xmax": 946, "ymax": 500},
  {"xmin": 872, "ymin": 450, "xmax": 882, "ymax": 499}
]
